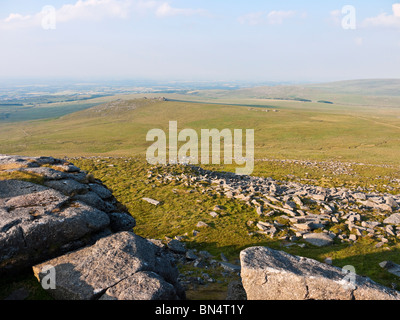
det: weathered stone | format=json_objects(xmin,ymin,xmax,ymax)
[
  {"xmin": 256, "ymin": 221, "xmax": 274, "ymax": 231},
  {"xmin": 109, "ymin": 212, "xmax": 136, "ymax": 232},
  {"xmin": 74, "ymin": 192, "xmax": 115, "ymax": 212},
  {"xmin": 44, "ymin": 179, "xmax": 88, "ymax": 196},
  {"xmin": 220, "ymin": 261, "xmax": 241, "ymax": 272},
  {"xmin": 20, "ymin": 167, "xmax": 69, "ymax": 181},
  {"xmin": 209, "ymin": 211, "xmax": 219, "ymax": 218},
  {"xmin": 384, "ymin": 213, "xmax": 400, "ymax": 225},
  {"xmin": 293, "ymin": 223, "xmax": 312, "ymax": 232},
  {"xmin": 385, "ymin": 196, "xmax": 398, "ymax": 208},
  {"xmin": 213, "ymin": 205, "xmax": 225, "ymax": 211},
  {"xmin": 1, "ymin": 201, "xmax": 110, "ymax": 274},
  {"xmin": 379, "ymin": 261, "xmax": 400, "ymax": 278},
  {"xmin": 89, "ymin": 183, "xmax": 113, "ymax": 200},
  {"xmin": 167, "ymin": 239, "xmax": 186, "ymax": 254},
  {"xmin": 3, "ymin": 188, "xmax": 68, "ymax": 214},
  {"xmin": 196, "ymin": 221, "xmax": 209, "ymax": 228},
  {"xmin": 240, "ymin": 246, "xmax": 400, "ymax": 300},
  {"xmin": 186, "ymin": 250, "xmax": 198, "ymax": 261},
  {"xmin": 226, "ymin": 280, "xmax": 247, "ymax": 300},
  {"xmin": 52, "ymin": 164, "xmax": 80, "ymax": 173},
  {"xmin": 33, "ymin": 232, "xmax": 181, "ymax": 300},
  {"xmin": 142, "ymin": 198, "xmax": 161, "ymax": 206},
  {"xmin": 378, "ymin": 203, "xmax": 393, "ymax": 212},
  {"xmin": 349, "ymin": 234, "xmax": 357, "ymax": 241},
  {"xmin": 353, "ymin": 193, "xmax": 367, "ymax": 201},
  {"xmin": 303, "ymin": 233, "xmax": 334, "ymax": 247},
  {"xmin": 99, "ymin": 271, "xmax": 178, "ymax": 300},
  {"xmin": 0, "ymin": 180, "xmax": 48, "ymax": 199}
]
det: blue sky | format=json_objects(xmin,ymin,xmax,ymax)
[{"xmin": 0, "ymin": 0, "xmax": 399, "ymax": 82}]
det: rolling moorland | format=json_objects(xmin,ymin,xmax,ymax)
[{"xmin": 1, "ymin": 79, "xmax": 400, "ymax": 299}]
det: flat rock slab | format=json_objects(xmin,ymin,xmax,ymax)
[
  {"xmin": 240, "ymin": 246, "xmax": 400, "ymax": 300},
  {"xmin": 380, "ymin": 261, "xmax": 400, "ymax": 278},
  {"xmin": 384, "ymin": 213, "xmax": 400, "ymax": 225},
  {"xmin": 99, "ymin": 271, "xmax": 177, "ymax": 300},
  {"xmin": 88, "ymin": 183, "xmax": 113, "ymax": 200},
  {"xmin": 73, "ymin": 192, "xmax": 115, "ymax": 212},
  {"xmin": 303, "ymin": 232, "xmax": 334, "ymax": 247},
  {"xmin": 44, "ymin": 179, "xmax": 88, "ymax": 196},
  {"xmin": 0, "ymin": 180, "xmax": 48, "ymax": 200},
  {"xmin": 33, "ymin": 231, "xmax": 180, "ymax": 300},
  {"xmin": 142, "ymin": 198, "xmax": 161, "ymax": 206},
  {"xmin": 0, "ymin": 201, "xmax": 110, "ymax": 273}
]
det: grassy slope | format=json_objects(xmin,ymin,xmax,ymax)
[{"xmin": 1, "ymin": 97, "xmax": 400, "ymax": 166}]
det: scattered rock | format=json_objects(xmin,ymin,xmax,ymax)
[
  {"xmin": 142, "ymin": 198, "xmax": 161, "ymax": 206},
  {"xmin": 196, "ymin": 221, "xmax": 209, "ymax": 228},
  {"xmin": 209, "ymin": 211, "xmax": 219, "ymax": 218},
  {"xmin": 384, "ymin": 213, "xmax": 400, "ymax": 225},
  {"xmin": 379, "ymin": 261, "xmax": 400, "ymax": 278},
  {"xmin": 220, "ymin": 261, "xmax": 241, "ymax": 273},
  {"xmin": 167, "ymin": 239, "xmax": 187, "ymax": 254},
  {"xmin": 303, "ymin": 233, "xmax": 334, "ymax": 247}
]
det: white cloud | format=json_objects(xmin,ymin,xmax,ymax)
[
  {"xmin": 4, "ymin": 13, "xmax": 31, "ymax": 23},
  {"xmin": 155, "ymin": 2, "xmax": 207, "ymax": 17},
  {"xmin": 238, "ymin": 10, "xmax": 298, "ymax": 26},
  {"xmin": 0, "ymin": 0, "xmax": 132, "ymax": 30},
  {"xmin": 56, "ymin": 0, "xmax": 131, "ymax": 22},
  {"xmin": 363, "ymin": 3, "xmax": 400, "ymax": 28},
  {"xmin": 267, "ymin": 10, "xmax": 296, "ymax": 25},
  {"xmin": 0, "ymin": 0, "xmax": 208, "ymax": 30},
  {"xmin": 238, "ymin": 12, "xmax": 265, "ymax": 26}
]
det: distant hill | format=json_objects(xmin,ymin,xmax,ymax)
[
  {"xmin": 199, "ymin": 79, "xmax": 400, "ymax": 107},
  {"xmin": 305, "ymin": 79, "xmax": 400, "ymax": 96}
]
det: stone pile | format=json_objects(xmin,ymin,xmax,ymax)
[{"xmin": 150, "ymin": 165, "xmax": 400, "ymax": 247}]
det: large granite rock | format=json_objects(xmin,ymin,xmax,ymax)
[
  {"xmin": 0, "ymin": 155, "xmax": 136, "ymax": 275},
  {"xmin": 240, "ymin": 246, "xmax": 400, "ymax": 300},
  {"xmin": 32, "ymin": 231, "xmax": 183, "ymax": 300}
]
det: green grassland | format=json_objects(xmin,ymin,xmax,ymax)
[
  {"xmin": 2, "ymin": 95, "xmax": 400, "ymax": 166},
  {"xmin": 1, "ymin": 79, "xmax": 400, "ymax": 299}
]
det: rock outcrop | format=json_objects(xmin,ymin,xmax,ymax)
[
  {"xmin": 240, "ymin": 246, "xmax": 400, "ymax": 300},
  {"xmin": 0, "ymin": 155, "xmax": 183, "ymax": 300}
]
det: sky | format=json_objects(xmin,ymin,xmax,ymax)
[{"xmin": 0, "ymin": 0, "xmax": 400, "ymax": 83}]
